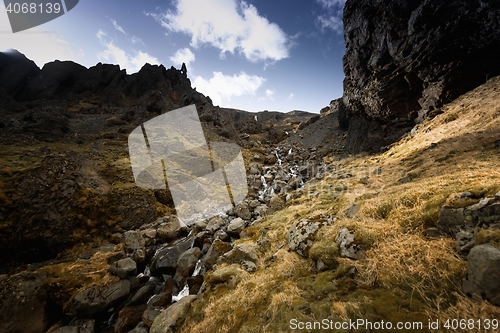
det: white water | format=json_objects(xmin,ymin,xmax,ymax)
[
  {"xmin": 193, "ymin": 259, "xmax": 203, "ymax": 276},
  {"xmin": 172, "ymin": 284, "xmax": 190, "ymax": 302}
]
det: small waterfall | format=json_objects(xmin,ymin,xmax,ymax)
[
  {"xmin": 172, "ymin": 284, "xmax": 190, "ymax": 302},
  {"xmin": 192, "ymin": 259, "xmax": 203, "ymax": 276},
  {"xmin": 275, "ymin": 152, "xmax": 282, "ymax": 166}
]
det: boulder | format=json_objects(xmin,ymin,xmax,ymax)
[
  {"xmin": 437, "ymin": 197, "xmax": 500, "ymax": 251},
  {"xmin": 121, "ymin": 231, "xmax": 146, "ymax": 263},
  {"xmin": 157, "ymin": 216, "xmax": 187, "ymax": 241},
  {"xmin": 267, "ymin": 195, "xmax": 285, "ymax": 215},
  {"xmin": 109, "ymin": 257, "xmax": 137, "ymax": 278},
  {"xmin": 150, "ymin": 236, "xmax": 194, "ymax": 275},
  {"xmin": 241, "ymin": 260, "xmax": 257, "ymax": 273},
  {"xmin": 221, "ymin": 243, "xmax": 258, "ymax": 264},
  {"xmin": 227, "ymin": 218, "xmax": 245, "ymax": 236},
  {"xmin": 127, "ymin": 282, "xmax": 157, "ymax": 306},
  {"xmin": 335, "ymin": 228, "xmax": 366, "ymax": 260},
  {"xmin": 150, "ymin": 295, "xmax": 197, "ymax": 333},
  {"xmin": 114, "ymin": 305, "xmax": 147, "ymax": 333},
  {"xmin": 65, "ymin": 280, "xmax": 131, "ymax": 317},
  {"xmin": 462, "ymin": 244, "xmax": 500, "ymax": 306},
  {"xmin": 235, "ymin": 202, "xmax": 252, "ymax": 220},
  {"xmin": 204, "ymin": 239, "xmax": 233, "ymax": 270},
  {"xmin": 143, "ymin": 308, "xmax": 162, "ymax": 327},
  {"xmin": 174, "ymin": 247, "xmax": 203, "ymax": 287},
  {"xmin": 205, "ymin": 215, "xmax": 225, "ymax": 233},
  {"xmin": 128, "ymin": 322, "xmax": 149, "ymax": 333},
  {"xmin": 286, "ymin": 215, "xmax": 334, "ymax": 257}
]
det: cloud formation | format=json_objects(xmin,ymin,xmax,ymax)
[
  {"xmin": 193, "ymin": 71, "xmax": 266, "ymax": 106},
  {"xmin": 111, "ymin": 19, "xmax": 126, "ymax": 35},
  {"xmin": 316, "ymin": 0, "xmax": 345, "ymax": 35},
  {"xmin": 169, "ymin": 47, "xmax": 195, "ymax": 69},
  {"xmin": 96, "ymin": 30, "xmax": 159, "ymax": 73},
  {"xmin": 149, "ymin": 0, "xmax": 290, "ymax": 63},
  {"xmin": 265, "ymin": 89, "xmax": 275, "ymax": 101}
]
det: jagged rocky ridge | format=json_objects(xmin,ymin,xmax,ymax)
[
  {"xmin": 340, "ymin": 0, "xmax": 500, "ymax": 152},
  {"xmin": 0, "ymin": 50, "xmax": 322, "ymax": 271}
]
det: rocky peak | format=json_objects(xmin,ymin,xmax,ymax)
[{"xmin": 341, "ymin": 0, "xmax": 500, "ymax": 152}]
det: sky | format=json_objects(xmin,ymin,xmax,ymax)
[{"xmin": 0, "ymin": 0, "xmax": 346, "ymax": 113}]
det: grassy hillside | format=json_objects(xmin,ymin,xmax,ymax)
[{"xmin": 178, "ymin": 76, "xmax": 500, "ymax": 332}]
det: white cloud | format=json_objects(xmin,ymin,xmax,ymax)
[
  {"xmin": 316, "ymin": 0, "xmax": 346, "ymax": 8},
  {"xmin": 193, "ymin": 71, "xmax": 266, "ymax": 106},
  {"xmin": 288, "ymin": 93, "xmax": 294, "ymax": 100},
  {"xmin": 169, "ymin": 47, "xmax": 195, "ymax": 69},
  {"xmin": 111, "ymin": 19, "xmax": 126, "ymax": 35},
  {"xmin": 265, "ymin": 89, "xmax": 275, "ymax": 101},
  {"xmin": 0, "ymin": 6, "xmax": 85, "ymax": 67},
  {"xmin": 317, "ymin": 15, "xmax": 343, "ymax": 35},
  {"xmin": 148, "ymin": 0, "xmax": 289, "ymax": 62},
  {"xmin": 131, "ymin": 36, "xmax": 145, "ymax": 46},
  {"xmin": 96, "ymin": 30, "xmax": 159, "ymax": 73},
  {"xmin": 316, "ymin": 0, "xmax": 345, "ymax": 35}
]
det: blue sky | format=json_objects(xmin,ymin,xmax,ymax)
[{"xmin": 0, "ymin": 0, "xmax": 346, "ymax": 113}]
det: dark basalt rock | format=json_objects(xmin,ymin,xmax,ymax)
[{"xmin": 341, "ymin": 0, "xmax": 500, "ymax": 152}]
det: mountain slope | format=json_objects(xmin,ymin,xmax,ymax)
[{"xmin": 176, "ymin": 75, "xmax": 500, "ymax": 333}]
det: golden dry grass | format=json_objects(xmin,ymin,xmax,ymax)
[{"xmin": 180, "ymin": 77, "xmax": 500, "ymax": 332}]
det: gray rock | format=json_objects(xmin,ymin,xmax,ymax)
[
  {"xmin": 206, "ymin": 215, "xmax": 225, "ymax": 233},
  {"xmin": 174, "ymin": 247, "xmax": 203, "ymax": 287},
  {"xmin": 235, "ymin": 202, "xmax": 252, "ymax": 220},
  {"xmin": 437, "ymin": 196, "xmax": 500, "ymax": 251},
  {"xmin": 109, "ymin": 257, "xmax": 137, "ymax": 279},
  {"xmin": 150, "ymin": 295, "xmax": 197, "ymax": 333},
  {"xmin": 150, "ymin": 236, "xmax": 195, "ymax": 275},
  {"xmin": 128, "ymin": 283, "xmax": 157, "ymax": 306},
  {"xmin": 462, "ymin": 244, "xmax": 500, "ymax": 306},
  {"xmin": 214, "ymin": 229, "xmax": 230, "ymax": 242},
  {"xmin": 335, "ymin": 228, "xmax": 366, "ymax": 260},
  {"xmin": 227, "ymin": 218, "xmax": 245, "ymax": 236},
  {"xmin": 141, "ymin": 228, "xmax": 157, "ymax": 245},
  {"xmin": 128, "ymin": 322, "xmax": 149, "ymax": 333},
  {"xmin": 157, "ymin": 216, "xmax": 186, "ymax": 241},
  {"xmin": 65, "ymin": 280, "xmax": 131, "ymax": 317},
  {"xmin": 114, "ymin": 305, "xmax": 147, "ymax": 333},
  {"xmin": 254, "ymin": 205, "xmax": 268, "ymax": 217},
  {"xmin": 286, "ymin": 215, "xmax": 334, "ymax": 257},
  {"xmin": 346, "ymin": 204, "xmax": 360, "ymax": 218},
  {"xmin": 240, "ymin": 260, "xmax": 257, "ymax": 272},
  {"xmin": 204, "ymin": 239, "xmax": 233, "ymax": 270},
  {"xmin": 221, "ymin": 243, "xmax": 258, "ymax": 264},
  {"xmin": 143, "ymin": 308, "xmax": 162, "ymax": 327},
  {"xmin": 267, "ymin": 195, "xmax": 285, "ymax": 215},
  {"xmin": 121, "ymin": 231, "xmax": 146, "ymax": 263},
  {"xmin": 147, "ymin": 292, "xmax": 172, "ymax": 308},
  {"xmin": 111, "ymin": 232, "xmax": 122, "ymax": 244}
]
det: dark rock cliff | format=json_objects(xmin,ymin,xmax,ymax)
[{"xmin": 341, "ymin": 0, "xmax": 500, "ymax": 152}]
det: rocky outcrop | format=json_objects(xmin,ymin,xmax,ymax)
[
  {"xmin": 341, "ymin": 0, "xmax": 500, "ymax": 152},
  {"xmin": 462, "ymin": 244, "xmax": 500, "ymax": 306},
  {"xmin": 437, "ymin": 193, "xmax": 500, "ymax": 253}
]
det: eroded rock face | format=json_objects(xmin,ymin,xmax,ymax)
[{"xmin": 341, "ymin": 0, "xmax": 500, "ymax": 152}]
